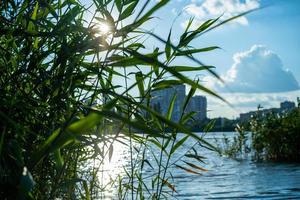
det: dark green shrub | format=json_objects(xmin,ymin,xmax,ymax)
[{"xmin": 250, "ymin": 106, "xmax": 300, "ymax": 162}]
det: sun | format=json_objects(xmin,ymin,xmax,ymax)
[
  {"xmin": 96, "ymin": 22, "xmax": 111, "ymax": 36},
  {"xmin": 99, "ymin": 22, "xmax": 110, "ymax": 34}
]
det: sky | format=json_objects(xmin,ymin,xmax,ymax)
[
  {"xmin": 142, "ymin": 0, "xmax": 300, "ymax": 118},
  {"xmin": 83, "ymin": 0, "xmax": 300, "ymax": 119}
]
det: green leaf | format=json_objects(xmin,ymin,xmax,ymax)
[
  {"xmin": 136, "ymin": 0, "xmax": 170, "ymax": 25},
  {"xmin": 163, "ymin": 137, "xmax": 172, "ymax": 150},
  {"xmin": 27, "ymin": 21, "xmax": 37, "ymax": 34},
  {"xmin": 184, "ymin": 17, "xmax": 194, "ymax": 33},
  {"xmin": 152, "ymin": 47, "xmax": 160, "ymax": 77},
  {"xmin": 195, "ymin": 17, "xmax": 219, "ymax": 33},
  {"xmin": 135, "ymin": 72, "xmax": 145, "ymax": 96},
  {"xmin": 201, "ymin": 9, "xmax": 259, "ymax": 36},
  {"xmin": 33, "ymin": 38, "xmax": 39, "ymax": 49},
  {"xmin": 167, "ymin": 94, "xmax": 176, "ymax": 120},
  {"xmin": 152, "ymin": 80, "xmax": 183, "ymax": 90},
  {"xmin": 119, "ymin": 1, "xmax": 138, "ymax": 20},
  {"xmin": 182, "ymin": 83, "xmax": 197, "ymax": 113},
  {"xmin": 95, "ymin": 17, "xmax": 107, "ymax": 24},
  {"xmin": 142, "ymin": 159, "xmax": 154, "ymax": 169},
  {"xmin": 178, "ymin": 18, "xmax": 219, "ymax": 48},
  {"xmin": 181, "ymin": 111, "xmax": 196, "ymax": 124},
  {"xmin": 171, "ymin": 66, "xmax": 215, "ymax": 72},
  {"xmin": 128, "ymin": 43, "xmax": 145, "ymax": 49},
  {"xmin": 148, "ymin": 138, "xmax": 164, "ymax": 152},
  {"xmin": 203, "ymin": 119, "xmax": 216, "ymax": 133},
  {"xmin": 175, "ymin": 46, "xmax": 220, "ymax": 56},
  {"xmin": 109, "ymin": 51, "xmax": 163, "ymax": 67},
  {"xmin": 115, "ymin": 0, "xmax": 123, "ymax": 12},
  {"xmin": 102, "ymin": 9, "xmax": 115, "ymax": 25},
  {"xmin": 82, "ymin": 180, "xmax": 91, "ymax": 200},
  {"xmin": 54, "ymin": 149, "xmax": 64, "ymax": 170},
  {"xmin": 170, "ymin": 135, "xmax": 189, "ymax": 155},
  {"xmin": 165, "ymin": 30, "xmax": 172, "ymax": 60},
  {"xmin": 67, "ymin": 112, "xmax": 103, "ymax": 134},
  {"xmin": 31, "ymin": 1, "xmax": 39, "ymax": 20}
]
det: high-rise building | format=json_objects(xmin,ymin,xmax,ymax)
[
  {"xmin": 185, "ymin": 95, "xmax": 207, "ymax": 121},
  {"xmin": 149, "ymin": 85, "xmax": 208, "ymax": 122},
  {"xmin": 150, "ymin": 84, "xmax": 186, "ymax": 122}
]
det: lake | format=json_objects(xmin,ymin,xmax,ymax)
[{"xmin": 96, "ymin": 132, "xmax": 300, "ymax": 199}]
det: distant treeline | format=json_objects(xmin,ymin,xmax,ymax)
[{"xmin": 191, "ymin": 118, "xmax": 238, "ymax": 132}]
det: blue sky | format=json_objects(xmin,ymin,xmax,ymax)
[{"xmin": 141, "ymin": 0, "xmax": 300, "ymax": 118}]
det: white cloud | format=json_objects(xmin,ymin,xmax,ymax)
[
  {"xmin": 182, "ymin": 0, "xmax": 260, "ymax": 29},
  {"xmin": 206, "ymin": 45, "xmax": 300, "ymax": 93}
]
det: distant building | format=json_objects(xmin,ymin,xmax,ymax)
[
  {"xmin": 239, "ymin": 100, "xmax": 297, "ymax": 123},
  {"xmin": 145, "ymin": 84, "xmax": 208, "ymax": 122},
  {"xmin": 280, "ymin": 101, "xmax": 295, "ymax": 112},
  {"xmin": 150, "ymin": 84, "xmax": 186, "ymax": 122},
  {"xmin": 239, "ymin": 111, "xmax": 256, "ymax": 122},
  {"xmin": 186, "ymin": 95, "xmax": 207, "ymax": 121}
]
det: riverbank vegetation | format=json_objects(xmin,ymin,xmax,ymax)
[
  {"xmin": 0, "ymin": 0, "xmax": 246, "ymax": 198},
  {"xmin": 220, "ymin": 102, "xmax": 300, "ymax": 162},
  {"xmin": 250, "ymin": 102, "xmax": 300, "ymax": 162}
]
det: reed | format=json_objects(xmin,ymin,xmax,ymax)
[{"xmin": 0, "ymin": 0, "xmax": 248, "ymax": 198}]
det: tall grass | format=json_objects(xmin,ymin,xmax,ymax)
[{"xmin": 0, "ymin": 0, "xmax": 248, "ymax": 198}]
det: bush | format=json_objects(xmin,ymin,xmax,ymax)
[{"xmin": 250, "ymin": 105, "xmax": 300, "ymax": 162}]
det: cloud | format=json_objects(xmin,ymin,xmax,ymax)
[
  {"xmin": 182, "ymin": 0, "xmax": 260, "ymax": 28},
  {"xmin": 205, "ymin": 45, "xmax": 300, "ymax": 93}
]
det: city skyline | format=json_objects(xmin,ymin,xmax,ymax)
[{"xmin": 149, "ymin": 84, "xmax": 298, "ymax": 121}]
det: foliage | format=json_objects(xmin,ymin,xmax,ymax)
[
  {"xmin": 219, "ymin": 125, "xmax": 250, "ymax": 159},
  {"xmin": 219, "ymin": 104, "xmax": 300, "ymax": 162},
  {"xmin": 213, "ymin": 124, "xmax": 250, "ymax": 160},
  {"xmin": 250, "ymin": 104, "xmax": 300, "ymax": 162},
  {"xmin": 0, "ymin": 0, "xmax": 245, "ymax": 199}
]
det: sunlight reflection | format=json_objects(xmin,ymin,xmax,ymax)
[{"xmin": 96, "ymin": 138, "xmax": 130, "ymax": 198}]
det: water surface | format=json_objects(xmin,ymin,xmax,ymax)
[{"xmin": 98, "ymin": 132, "xmax": 300, "ymax": 199}]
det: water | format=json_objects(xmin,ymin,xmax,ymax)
[{"xmin": 98, "ymin": 132, "xmax": 300, "ymax": 199}]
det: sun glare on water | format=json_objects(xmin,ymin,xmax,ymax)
[{"xmin": 96, "ymin": 138, "xmax": 130, "ymax": 198}]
